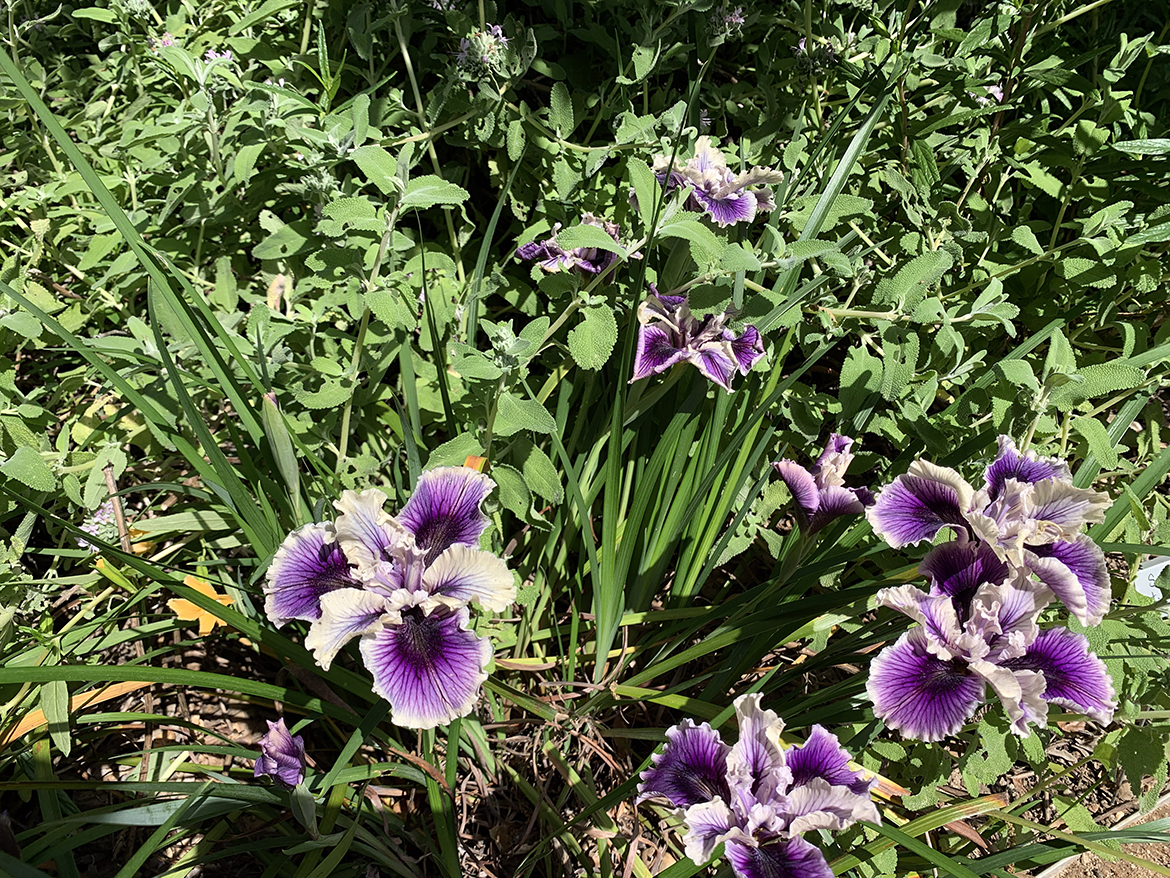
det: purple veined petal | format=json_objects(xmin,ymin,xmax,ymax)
[
  {"xmin": 724, "ymin": 835, "xmax": 834, "ymax": 878},
  {"xmin": 1024, "ymin": 479, "xmax": 1111, "ymax": 542},
  {"xmin": 630, "ymin": 324, "xmax": 689, "ymax": 383},
  {"xmin": 304, "ymin": 588, "xmax": 390, "ymax": 671},
  {"xmin": 254, "ymin": 718, "xmax": 306, "ymax": 787},
  {"xmin": 264, "ymin": 523, "xmax": 358, "ymax": 627},
  {"xmin": 681, "ymin": 798, "xmax": 740, "ymax": 864},
  {"xmin": 637, "ymin": 719, "xmax": 731, "ymax": 809},
  {"xmin": 983, "ymin": 435, "xmax": 1071, "ymax": 501},
  {"xmin": 807, "ymin": 485, "xmax": 868, "ymax": 534},
  {"xmin": 516, "ymin": 240, "xmax": 553, "ymax": 262},
  {"xmin": 786, "ymin": 777, "xmax": 879, "ymax": 835},
  {"xmin": 969, "ymin": 660, "xmax": 1049, "ymax": 737},
  {"xmin": 876, "ymin": 585, "xmax": 963, "ymax": 659},
  {"xmin": 787, "ymin": 725, "xmax": 873, "ymax": 797},
  {"xmin": 690, "ymin": 136, "xmax": 725, "ymax": 173},
  {"xmin": 919, "ymin": 538, "xmax": 1011, "ymax": 615},
  {"xmin": 727, "ymin": 694, "xmax": 791, "ymax": 803},
  {"xmin": 396, "ymin": 467, "xmax": 496, "ymax": 563},
  {"xmin": 771, "ymin": 460, "xmax": 819, "ymax": 530},
  {"xmin": 1026, "ymin": 535, "xmax": 1111, "ymax": 625},
  {"xmin": 422, "ymin": 544, "xmax": 515, "ymax": 612},
  {"xmin": 966, "ymin": 578, "xmax": 1048, "ymax": 663},
  {"xmin": 361, "ymin": 594, "xmax": 492, "ymax": 730},
  {"xmin": 690, "ymin": 339, "xmax": 740, "ymax": 391},
  {"xmin": 866, "ymin": 630, "xmax": 985, "ymax": 742},
  {"xmin": 333, "ymin": 489, "xmax": 398, "ymax": 575},
  {"xmin": 1002, "ymin": 628, "xmax": 1117, "ymax": 726},
  {"xmin": 691, "ymin": 187, "xmax": 759, "ymax": 227},
  {"xmin": 867, "ymin": 461, "xmax": 974, "ymax": 548},
  {"xmin": 813, "ymin": 433, "xmax": 855, "ymax": 488},
  {"xmin": 727, "ymin": 325, "xmax": 765, "ymax": 375}
]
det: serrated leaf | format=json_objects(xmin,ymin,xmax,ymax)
[
  {"xmin": 1, "ymin": 446, "xmax": 56, "ymax": 491},
  {"xmin": 873, "ymin": 251, "xmax": 952, "ymax": 308},
  {"xmin": 1053, "ymin": 363, "xmax": 1145, "ymax": 410},
  {"xmin": 1011, "ymin": 225, "xmax": 1045, "ymax": 255},
  {"xmin": 494, "ymin": 393, "xmax": 556, "ymax": 436},
  {"xmin": 1073, "ymin": 416, "xmax": 1119, "ymax": 468},
  {"xmin": 997, "ymin": 360, "xmax": 1039, "ymax": 393},
  {"xmin": 658, "ymin": 217, "xmax": 723, "ymax": 266},
  {"xmin": 492, "ymin": 463, "xmax": 530, "ymax": 518},
  {"xmin": 352, "ymin": 144, "xmax": 400, "ymax": 196},
  {"xmin": 0, "ymin": 311, "xmax": 43, "ymax": 339},
  {"xmin": 507, "ymin": 119, "xmax": 525, "ymax": 162},
  {"xmin": 567, "ymin": 304, "xmax": 617, "ymax": 370},
  {"xmin": 400, "ymin": 174, "xmax": 469, "ymax": 210},
  {"xmin": 786, "ymin": 194, "xmax": 874, "ymax": 233},
  {"xmin": 365, "ymin": 288, "xmax": 417, "ymax": 330},
  {"xmin": 556, "ymin": 223, "xmax": 625, "ymax": 256},
  {"xmin": 253, "ymin": 217, "xmax": 312, "ymax": 260},
  {"xmin": 426, "ymin": 432, "xmax": 483, "ymax": 469},
  {"xmin": 839, "ymin": 345, "xmax": 883, "ymax": 420},
  {"xmin": 514, "ymin": 438, "xmax": 562, "ymax": 503},
  {"xmin": 720, "ymin": 243, "xmax": 761, "ymax": 273},
  {"xmin": 549, "ymin": 81, "xmax": 575, "ymax": 136},
  {"xmin": 451, "ymin": 351, "xmax": 503, "ymax": 380},
  {"xmin": 316, "ymin": 197, "xmax": 381, "ymax": 236}
]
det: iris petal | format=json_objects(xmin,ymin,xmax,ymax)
[
  {"xmin": 361, "ymin": 598, "xmax": 492, "ymax": 729},
  {"xmin": 396, "ymin": 467, "xmax": 495, "ymax": 562},
  {"xmin": 422, "ymin": 544, "xmax": 516, "ymax": 612},
  {"xmin": 724, "ymin": 836, "xmax": 834, "ymax": 878},
  {"xmin": 867, "ymin": 461, "xmax": 974, "ymax": 548},
  {"xmin": 867, "ymin": 630, "xmax": 985, "ymax": 741},
  {"xmin": 728, "ymin": 694, "xmax": 791, "ymax": 804},
  {"xmin": 265, "ymin": 523, "xmax": 357, "ymax": 626},
  {"xmin": 1002, "ymin": 628, "xmax": 1117, "ymax": 726},
  {"xmin": 983, "ymin": 436, "xmax": 1071, "ymax": 500},
  {"xmin": 305, "ymin": 588, "xmax": 389, "ymax": 671},
  {"xmin": 631, "ymin": 324, "xmax": 688, "ymax": 382},
  {"xmin": 787, "ymin": 725, "xmax": 873, "ymax": 797},
  {"xmin": 681, "ymin": 798, "xmax": 740, "ymax": 864},
  {"xmin": 1026, "ymin": 535, "xmax": 1111, "ymax": 625},
  {"xmin": 637, "ymin": 719, "xmax": 731, "ymax": 809}
]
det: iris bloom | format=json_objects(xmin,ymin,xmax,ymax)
[
  {"xmin": 516, "ymin": 213, "xmax": 622, "ymax": 278},
  {"xmin": 254, "ymin": 718, "xmax": 306, "ymax": 787},
  {"xmin": 265, "ymin": 467, "xmax": 515, "ymax": 729},
  {"xmin": 868, "ymin": 542, "xmax": 1116, "ymax": 740},
  {"xmin": 654, "ymin": 137, "xmax": 783, "ymax": 227},
  {"xmin": 637, "ymin": 694, "xmax": 878, "ymax": 878},
  {"xmin": 867, "ymin": 436, "xmax": 1112, "ymax": 625},
  {"xmin": 772, "ymin": 434, "xmax": 873, "ymax": 535},
  {"xmin": 631, "ymin": 286, "xmax": 764, "ymax": 391}
]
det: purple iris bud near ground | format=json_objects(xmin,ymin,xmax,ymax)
[
  {"xmin": 254, "ymin": 718, "xmax": 306, "ymax": 787},
  {"xmin": 631, "ymin": 285, "xmax": 764, "ymax": 392},
  {"xmin": 653, "ymin": 137, "xmax": 783, "ymax": 227},
  {"xmin": 868, "ymin": 564, "xmax": 1117, "ymax": 741},
  {"xmin": 265, "ymin": 467, "xmax": 515, "ymax": 729},
  {"xmin": 637, "ymin": 694, "xmax": 879, "ymax": 878},
  {"xmin": 515, "ymin": 213, "xmax": 623, "ymax": 278},
  {"xmin": 867, "ymin": 436, "xmax": 1112, "ymax": 625},
  {"xmin": 771, "ymin": 434, "xmax": 874, "ymax": 534}
]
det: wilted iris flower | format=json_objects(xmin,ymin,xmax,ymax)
[
  {"xmin": 867, "ymin": 436, "xmax": 1112, "ymax": 625},
  {"xmin": 772, "ymin": 434, "xmax": 873, "ymax": 535},
  {"xmin": 637, "ymin": 694, "xmax": 878, "ymax": 878},
  {"xmin": 654, "ymin": 137, "xmax": 783, "ymax": 227},
  {"xmin": 631, "ymin": 286, "xmax": 764, "ymax": 391},
  {"xmin": 265, "ymin": 467, "xmax": 515, "ymax": 729},
  {"xmin": 254, "ymin": 718, "xmax": 306, "ymax": 787},
  {"xmin": 516, "ymin": 213, "xmax": 623, "ymax": 278},
  {"xmin": 868, "ymin": 546, "xmax": 1116, "ymax": 741}
]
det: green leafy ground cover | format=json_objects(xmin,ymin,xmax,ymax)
[{"xmin": 1, "ymin": 0, "xmax": 1169, "ymax": 875}]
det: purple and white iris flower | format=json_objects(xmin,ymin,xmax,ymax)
[
  {"xmin": 867, "ymin": 436, "xmax": 1112, "ymax": 625},
  {"xmin": 867, "ymin": 554, "xmax": 1116, "ymax": 741},
  {"xmin": 637, "ymin": 694, "xmax": 878, "ymax": 878},
  {"xmin": 772, "ymin": 434, "xmax": 874, "ymax": 535},
  {"xmin": 516, "ymin": 213, "xmax": 622, "ymax": 278},
  {"xmin": 265, "ymin": 467, "xmax": 515, "ymax": 729},
  {"xmin": 654, "ymin": 137, "xmax": 784, "ymax": 227},
  {"xmin": 631, "ymin": 285, "xmax": 764, "ymax": 392},
  {"xmin": 254, "ymin": 718, "xmax": 306, "ymax": 787}
]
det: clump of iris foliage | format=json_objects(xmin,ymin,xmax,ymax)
[{"xmin": 1, "ymin": 0, "xmax": 1170, "ymax": 876}]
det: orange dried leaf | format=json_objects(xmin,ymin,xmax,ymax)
[
  {"xmin": 464, "ymin": 455, "xmax": 488, "ymax": 472},
  {"xmin": 167, "ymin": 574, "xmax": 234, "ymax": 636}
]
